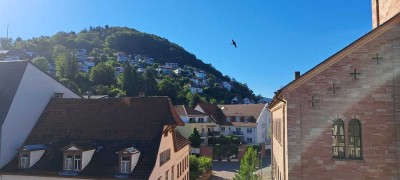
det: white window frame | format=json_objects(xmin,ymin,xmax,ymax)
[
  {"xmin": 65, "ymin": 155, "xmax": 73, "ymax": 170},
  {"xmin": 74, "ymin": 155, "xmax": 81, "ymax": 171},
  {"xmin": 121, "ymin": 156, "xmax": 131, "ymax": 173},
  {"xmin": 20, "ymin": 153, "xmax": 30, "ymax": 169}
]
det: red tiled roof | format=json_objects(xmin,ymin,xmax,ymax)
[
  {"xmin": 175, "ymin": 105, "xmax": 208, "ymax": 116},
  {"xmin": 196, "ymin": 103, "xmax": 230, "ymax": 125},
  {"xmin": 174, "ymin": 132, "xmax": 190, "ymax": 152},
  {"xmin": 2, "ymin": 96, "xmax": 183, "ymax": 179},
  {"xmin": 218, "ymin": 104, "xmax": 266, "ymax": 120}
]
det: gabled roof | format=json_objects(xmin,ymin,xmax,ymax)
[
  {"xmin": 196, "ymin": 103, "xmax": 228, "ymax": 125},
  {"xmin": 175, "ymin": 105, "xmax": 208, "ymax": 116},
  {"xmin": 0, "ymin": 61, "xmax": 28, "ymax": 128},
  {"xmin": 60, "ymin": 142, "xmax": 95, "ymax": 151},
  {"xmin": 2, "ymin": 97, "xmax": 184, "ymax": 179},
  {"xmin": 0, "ymin": 61, "xmax": 82, "ymax": 124},
  {"xmin": 218, "ymin": 104, "xmax": 266, "ymax": 120},
  {"xmin": 270, "ymin": 13, "xmax": 400, "ymax": 107}
]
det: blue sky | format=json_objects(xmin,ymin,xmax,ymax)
[{"xmin": 0, "ymin": 0, "xmax": 372, "ymax": 98}]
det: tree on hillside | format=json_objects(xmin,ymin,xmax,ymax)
[
  {"xmin": 32, "ymin": 56, "xmax": 49, "ymax": 72},
  {"xmin": 0, "ymin": 38, "xmax": 14, "ymax": 50},
  {"xmin": 157, "ymin": 78, "xmax": 178, "ymax": 103},
  {"xmin": 142, "ymin": 67, "xmax": 158, "ymax": 96},
  {"xmin": 120, "ymin": 63, "xmax": 135, "ymax": 96},
  {"xmin": 53, "ymin": 45, "xmax": 78, "ymax": 80},
  {"xmin": 234, "ymin": 146, "xmax": 260, "ymax": 180},
  {"xmin": 89, "ymin": 62, "xmax": 115, "ymax": 86},
  {"xmin": 188, "ymin": 128, "xmax": 201, "ymax": 147}
]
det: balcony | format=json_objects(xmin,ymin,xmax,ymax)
[
  {"xmin": 207, "ymin": 131, "xmax": 220, "ymax": 137},
  {"xmin": 231, "ymin": 131, "xmax": 243, "ymax": 136}
]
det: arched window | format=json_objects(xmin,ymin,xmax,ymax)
[
  {"xmin": 348, "ymin": 119, "xmax": 362, "ymax": 159},
  {"xmin": 332, "ymin": 119, "xmax": 345, "ymax": 158}
]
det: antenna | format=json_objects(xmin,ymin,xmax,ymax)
[{"xmin": 6, "ymin": 23, "xmax": 9, "ymax": 38}]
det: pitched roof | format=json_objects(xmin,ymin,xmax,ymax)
[
  {"xmin": 217, "ymin": 104, "xmax": 266, "ymax": 120},
  {"xmin": 196, "ymin": 103, "xmax": 228, "ymax": 125},
  {"xmin": 2, "ymin": 97, "xmax": 184, "ymax": 179},
  {"xmin": 0, "ymin": 61, "xmax": 28, "ymax": 128},
  {"xmin": 175, "ymin": 105, "xmax": 208, "ymax": 116},
  {"xmin": 270, "ymin": 13, "xmax": 400, "ymax": 107},
  {"xmin": 174, "ymin": 132, "xmax": 190, "ymax": 152}
]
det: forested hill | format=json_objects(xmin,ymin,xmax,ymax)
[{"xmin": 0, "ymin": 26, "xmax": 264, "ymax": 105}]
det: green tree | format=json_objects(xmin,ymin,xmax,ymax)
[
  {"xmin": 120, "ymin": 64, "xmax": 135, "ymax": 96},
  {"xmin": 234, "ymin": 147, "xmax": 260, "ymax": 180},
  {"xmin": 32, "ymin": 56, "xmax": 50, "ymax": 72},
  {"xmin": 157, "ymin": 78, "xmax": 178, "ymax": 103},
  {"xmin": 188, "ymin": 92, "xmax": 201, "ymax": 108},
  {"xmin": 0, "ymin": 38, "xmax": 14, "ymax": 50},
  {"xmin": 90, "ymin": 62, "xmax": 115, "ymax": 85},
  {"xmin": 188, "ymin": 128, "xmax": 201, "ymax": 147},
  {"xmin": 142, "ymin": 66, "xmax": 158, "ymax": 96},
  {"xmin": 53, "ymin": 45, "xmax": 78, "ymax": 80}
]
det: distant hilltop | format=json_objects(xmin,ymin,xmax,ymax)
[{"xmin": 0, "ymin": 26, "xmax": 269, "ymax": 105}]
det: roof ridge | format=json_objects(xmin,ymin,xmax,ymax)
[
  {"xmin": 183, "ymin": 105, "xmax": 189, "ymax": 116},
  {"xmin": 280, "ymin": 13, "xmax": 400, "ymax": 93}
]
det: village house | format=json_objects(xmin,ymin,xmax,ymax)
[
  {"xmin": 218, "ymin": 104, "xmax": 270, "ymax": 146},
  {"xmin": 188, "ymin": 83, "xmax": 203, "ymax": 94},
  {"xmin": 0, "ymin": 61, "xmax": 80, "ymax": 168},
  {"xmin": 77, "ymin": 60, "xmax": 95, "ymax": 73},
  {"xmin": 175, "ymin": 105, "xmax": 219, "ymax": 146},
  {"xmin": 269, "ymin": 1, "xmax": 400, "ymax": 179},
  {"xmin": 222, "ymin": 81, "xmax": 232, "ymax": 91},
  {"xmin": 0, "ymin": 97, "xmax": 190, "ymax": 180}
]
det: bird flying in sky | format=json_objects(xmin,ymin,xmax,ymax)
[{"xmin": 231, "ymin": 39, "xmax": 237, "ymax": 48}]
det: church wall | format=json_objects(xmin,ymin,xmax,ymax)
[
  {"xmin": 372, "ymin": 0, "xmax": 400, "ymax": 28},
  {"xmin": 283, "ymin": 23, "xmax": 400, "ymax": 179}
]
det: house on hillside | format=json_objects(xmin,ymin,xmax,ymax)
[
  {"xmin": 190, "ymin": 78, "xmax": 208, "ymax": 86},
  {"xmin": 0, "ymin": 50, "xmax": 32, "ymax": 61},
  {"xmin": 0, "ymin": 60, "xmax": 80, "ymax": 168},
  {"xmin": 1, "ymin": 97, "xmax": 190, "ymax": 180},
  {"xmin": 165, "ymin": 63, "xmax": 178, "ymax": 69},
  {"xmin": 188, "ymin": 83, "xmax": 203, "ymax": 94},
  {"xmin": 175, "ymin": 105, "xmax": 218, "ymax": 146},
  {"xmin": 78, "ymin": 60, "xmax": 95, "ymax": 73},
  {"xmin": 218, "ymin": 104, "xmax": 270, "ymax": 146},
  {"xmin": 222, "ymin": 81, "xmax": 232, "ymax": 91},
  {"xmin": 194, "ymin": 70, "xmax": 206, "ymax": 79},
  {"xmin": 230, "ymin": 97, "xmax": 240, "ymax": 104},
  {"xmin": 75, "ymin": 49, "xmax": 87, "ymax": 62},
  {"xmin": 242, "ymin": 97, "xmax": 254, "ymax": 104},
  {"xmin": 116, "ymin": 52, "xmax": 131, "ymax": 63},
  {"xmin": 269, "ymin": 2, "xmax": 400, "ymax": 179}
]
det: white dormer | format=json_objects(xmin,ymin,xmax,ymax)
[
  {"xmin": 60, "ymin": 143, "xmax": 95, "ymax": 171},
  {"xmin": 18, "ymin": 144, "xmax": 47, "ymax": 169},
  {"xmin": 116, "ymin": 147, "xmax": 141, "ymax": 174}
]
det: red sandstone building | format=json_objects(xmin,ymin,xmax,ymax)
[{"xmin": 269, "ymin": 1, "xmax": 400, "ymax": 179}]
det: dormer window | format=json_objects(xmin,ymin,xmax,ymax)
[
  {"xmin": 60, "ymin": 143, "xmax": 95, "ymax": 172},
  {"xmin": 18, "ymin": 144, "xmax": 47, "ymax": 169},
  {"xmin": 116, "ymin": 147, "xmax": 141, "ymax": 175},
  {"xmin": 121, "ymin": 156, "xmax": 131, "ymax": 173},
  {"xmin": 65, "ymin": 154, "xmax": 81, "ymax": 171},
  {"xmin": 20, "ymin": 153, "xmax": 30, "ymax": 169},
  {"xmin": 226, "ymin": 117, "xmax": 230, "ymax": 122}
]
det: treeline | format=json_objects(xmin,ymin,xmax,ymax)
[{"xmin": 0, "ymin": 26, "xmax": 259, "ymax": 105}]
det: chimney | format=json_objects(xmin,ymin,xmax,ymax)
[
  {"xmin": 295, "ymin": 71, "xmax": 300, "ymax": 80},
  {"xmin": 54, "ymin": 93, "xmax": 64, "ymax": 98},
  {"xmin": 138, "ymin": 92, "xmax": 145, "ymax": 97}
]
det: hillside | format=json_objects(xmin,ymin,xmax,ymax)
[{"xmin": 0, "ymin": 26, "xmax": 263, "ymax": 105}]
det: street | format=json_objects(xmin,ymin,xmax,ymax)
[{"xmin": 210, "ymin": 157, "xmax": 271, "ymax": 180}]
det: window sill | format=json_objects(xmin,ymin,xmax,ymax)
[{"xmin": 331, "ymin": 158, "xmax": 364, "ymax": 161}]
